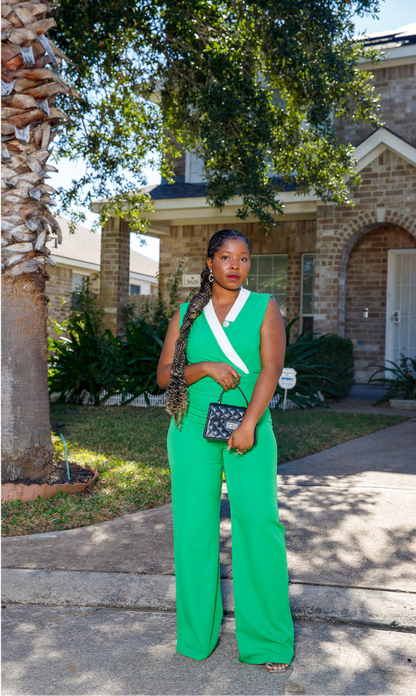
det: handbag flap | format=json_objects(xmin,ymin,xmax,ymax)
[{"xmin": 203, "ymin": 402, "xmax": 257, "ymax": 445}]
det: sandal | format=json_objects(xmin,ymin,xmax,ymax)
[{"xmin": 265, "ymin": 662, "xmax": 290, "ymax": 673}]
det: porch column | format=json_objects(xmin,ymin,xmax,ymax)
[
  {"xmin": 314, "ymin": 207, "xmax": 340, "ymax": 336},
  {"xmin": 100, "ymin": 216, "xmax": 130, "ymax": 335}
]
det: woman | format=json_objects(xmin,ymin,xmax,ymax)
[{"xmin": 157, "ymin": 229, "xmax": 294, "ymax": 673}]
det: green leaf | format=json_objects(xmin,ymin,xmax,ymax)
[{"xmin": 52, "ymin": 0, "xmax": 382, "ymax": 228}]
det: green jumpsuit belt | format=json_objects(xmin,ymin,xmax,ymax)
[{"xmin": 167, "ymin": 291, "xmax": 294, "ymax": 664}]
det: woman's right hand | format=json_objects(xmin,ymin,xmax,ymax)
[{"xmin": 205, "ymin": 362, "xmax": 241, "ymax": 391}]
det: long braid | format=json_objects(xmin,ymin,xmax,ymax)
[{"xmin": 166, "ymin": 229, "xmax": 251, "ymax": 425}]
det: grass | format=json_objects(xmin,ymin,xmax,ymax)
[
  {"xmin": 1, "ymin": 405, "xmax": 407, "ymax": 537},
  {"xmin": 270, "ymin": 409, "xmax": 407, "ymax": 463}
]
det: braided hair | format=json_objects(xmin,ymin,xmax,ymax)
[{"xmin": 166, "ymin": 229, "xmax": 251, "ymax": 425}]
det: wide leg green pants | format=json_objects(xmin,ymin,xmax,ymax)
[{"xmin": 167, "ymin": 417, "xmax": 294, "ymax": 665}]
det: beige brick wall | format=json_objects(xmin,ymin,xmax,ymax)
[
  {"xmin": 335, "ymin": 63, "xmax": 416, "ymax": 148},
  {"xmin": 345, "ymin": 225, "xmax": 416, "ymax": 381},
  {"xmin": 159, "ymin": 219, "xmax": 316, "ymax": 327},
  {"xmin": 100, "ymin": 217, "xmax": 130, "ymax": 334},
  {"xmin": 314, "ymin": 150, "xmax": 416, "ymax": 380},
  {"xmin": 46, "ymin": 266, "xmax": 100, "ymax": 337},
  {"xmin": 47, "ymin": 265, "xmax": 72, "ymax": 330}
]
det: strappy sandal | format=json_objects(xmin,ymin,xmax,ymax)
[{"xmin": 265, "ymin": 662, "xmax": 290, "ymax": 673}]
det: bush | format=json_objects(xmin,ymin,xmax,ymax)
[
  {"xmin": 313, "ymin": 334, "xmax": 355, "ymax": 399},
  {"xmin": 273, "ymin": 319, "xmax": 338, "ymax": 408},
  {"xmin": 48, "ymin": 282, "xmax": 124, "ymax": 405},
  {"xmin": 118, "ymin": 318, "xmax": 166, "ymax": 402},
  {"xmin": 48, "ymin": 261, "xmax": 188, "ymax": 405},
  {"xmin": 368, "ymin": 354, "xmax": 416, "ymax": 404}
]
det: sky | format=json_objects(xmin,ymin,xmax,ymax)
[
  {"xmin": 353, "ymin": 0, "xmax": 414, "ymax": 35},
  {"xmin": 49, "ymin": 159, "xmax": 161, "ymax": 261},
  {"xmin": 51, "ymin": 0, "xmax": 415, "ymax": 263}
]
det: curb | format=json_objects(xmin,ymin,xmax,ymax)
[{"xmin": 2, "ymin": 569, "xmax": 416, "ymax": 631}]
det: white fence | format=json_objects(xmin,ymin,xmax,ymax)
[{"xmin": 50, "ymin": 390, "xmax": 306, "ymax": 409}]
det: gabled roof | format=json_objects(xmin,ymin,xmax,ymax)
[
  {"xmin": 50, "ymin": 216, "xmax": 159, "ymax": 279},
  {"xmin": 361, "ymin": 23, "xmax": 416, "ymax": 48},
  {"xmin": 141, "ymin": 175, "xmax": 297, "ymax": 201},
  {"xmin": 357, "ymin": 23, "xmax": 416, "ymax": 69},
  {"xmin": 353, "ymin": 127, "xmax": 416, "ymax": 172},
  {"xmin": 141, "ymin": 182, "xmax": 207, "ymax": 200}
]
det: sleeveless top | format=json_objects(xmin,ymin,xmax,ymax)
[{"xmin": 178, "ymin": 290, "xmax": 273, "ymax": 426}]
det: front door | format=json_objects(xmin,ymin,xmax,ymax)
[{"xmin": 385, "ymin": 249, "xmax": 416, "ymax": 367}]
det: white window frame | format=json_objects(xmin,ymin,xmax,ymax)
[
  {"xmin": 248, "ymin": 253, "xmax": 288, "ymax": 316},
  {"xmin": 71, "ymin": 272, "xmax": 89, "ymax": 309},
  {"xmin": 185, "ymin": 151, "xmax": 206, "ymax": 183},
  {"xmin": 385, "ymin": 248, "xmax": 416, "ymax": 369},
  {"xmin": 71, "ymin": 272, "xmax": 89, "ymax": 293},
  {"xmin": 300, "ymin": 253, "xmax": 316, "ymax": 334}
]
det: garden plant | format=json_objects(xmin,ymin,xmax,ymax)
[
  {"xmin": 314, "ymin": 333, "xmax": 355, "ymax": 400},
  {"xmin": 368, "ymin": 355, "xmax": 416, "ymax": 404},
  {"xmin": 48, "ymin": 261, "xmax": 186, "ymax": 405}
]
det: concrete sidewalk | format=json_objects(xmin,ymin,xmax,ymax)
[
  {"xmin": 2, "ymin": 417, "xmax": 416, "ymax": 695},
  {"xmin": 2, "ymin": 606, "xmax": 415, "ymax": 696},
  {"xmin": 328, "ymin": 399, "xmax": 413, "ymax": 415}
]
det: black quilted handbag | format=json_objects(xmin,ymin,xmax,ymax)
[{"xmin": 203, "ymin": 385, "xmax": 257, "ymax": 445}]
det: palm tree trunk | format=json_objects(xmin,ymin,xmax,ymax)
[
  {"xmin": 1, "ymin": 0, "xmax": 77, "ymax": 481},
  {"xmin": 2, "ymin": 275, "xmax": 54, "ymax": 481}
]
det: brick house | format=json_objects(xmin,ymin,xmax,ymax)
[
  {"xmin": 93, "ymin": 25, "xmax": 416, "ymax": 381},
  {"xmin": 47, "ymin": 216, "xmax": 158, "ymax": 328}
]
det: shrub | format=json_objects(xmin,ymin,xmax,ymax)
[
  {"xmin": 48, "ymin": 261, "xmax": 188, "ymax": 405},
  {"xmin": 118, "ymin": 318, "xmax": 166, "ymax": 402},
  {"xmin": 48, "ymin": 282, "xmax": 124, "ymax": 405},
  {"xmin": 368, "ymin": 354, "xmax": 416, "ymax": 405},
  {"xmin": 313, "ymin": 334, "xmax": 355, "ymax": 399},
  {"xmin": 273, "ymin": 319, "xmax": 338, "ymax": 408}
]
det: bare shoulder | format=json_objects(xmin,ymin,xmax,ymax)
[
  {"xmin": 162, "ymin": 307, "xmax": 181, "ymax": 345},
  {"xmin": 262, "ymin": 296, "xmax": 282, "ymax": 324}
]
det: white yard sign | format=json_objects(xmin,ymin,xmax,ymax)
[{"xmin": 278, "ymin": 367, "xmax": 297, "ymax": 410}]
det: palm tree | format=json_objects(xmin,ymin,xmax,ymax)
[{"xmin": 1, "ymin": 0, "xmax": 76, "ymax": 481}]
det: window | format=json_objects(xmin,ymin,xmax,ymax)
[
  {"xmin": 71, "ymin": 273, "xmax": 88, "ymax": 309},
  {"xmin": 247, "ymin": 255, "xmax": 287, "ymax": 316},
  {"xmin": 130, "ymin": 284, "xmax": 141, "ymax": 295},
  {"xmin": 72, "ymin": 273, "xmax": 86, "ymax": 293},
  {"xmin": 300, "ymin": 254, "xmax": 316, "ymax": 333},
  {"xmin": 185, "ymin": 151, "xmax": 206, "ymax": 183}
]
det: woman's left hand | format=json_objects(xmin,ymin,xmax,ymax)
[{"xmin": 227, "ymin": 422, "xmax": 256, "ymax": 454}]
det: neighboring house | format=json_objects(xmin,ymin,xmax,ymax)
[
  {"xmin": 93, "ymin": 24, "xmax": 416, "ymax": 381},
  {"xmin": 47, "ymin": 216, "xmax": 158, "ymax": 327}
]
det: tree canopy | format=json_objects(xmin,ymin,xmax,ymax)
[{"xmin": 53, "ymin": 0, "xmax": 382, "ymax": 231}]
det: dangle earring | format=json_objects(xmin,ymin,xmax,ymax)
[
  {"xmin": 246, "ymin": 278, "xmax": 249, "ymax": 286},
  {"xmin": 209, "ymin": 270, "xmax": 214, "ymax": 283}
]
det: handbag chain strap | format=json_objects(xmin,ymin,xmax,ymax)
[{"xmin": 218, "ymin": 384, "xmax": 249, "ymax": 407}]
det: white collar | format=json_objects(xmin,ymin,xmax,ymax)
[{"xmin": 220, "ymin": 287, "xmax": 251, "ymax": 324}]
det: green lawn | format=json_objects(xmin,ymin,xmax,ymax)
[{"xmin": 1, "ymin": 405, "xmax": 407, "ymax": 537}]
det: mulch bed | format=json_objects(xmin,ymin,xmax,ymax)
[{"xmin": 2, "ymin": 460, "xmax": 96, "ymax": 487}]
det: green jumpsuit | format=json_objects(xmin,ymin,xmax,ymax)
[{"xmin": 167, "ymin": 290, "xmax": 294, "ymax": 665}]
